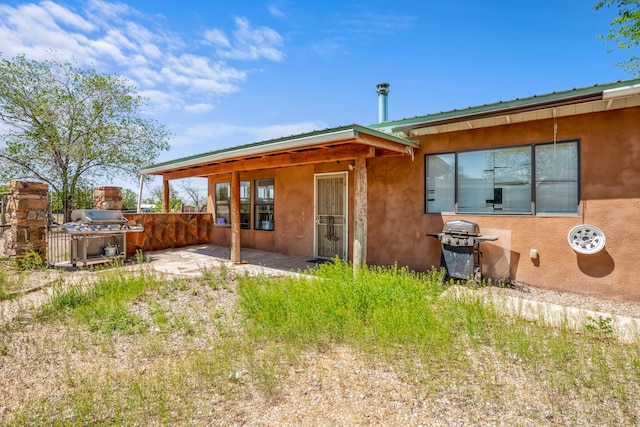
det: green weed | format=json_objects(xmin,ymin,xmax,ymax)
[
  {"xmin": 197, "ymin": 263, "xmax": 234, "ymax": 291},
  {"xmin": 585, "ymin": 315, "xmax": 614, "ymax": 336},
  {"xmin": 40, "ymin": 267, "xmax": 162, "ymax": 334}
]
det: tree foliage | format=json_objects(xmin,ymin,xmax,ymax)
[
  {"xmin": 146, "ymin": 184, "xmax": 184, "ymax": 212},
  {"xmin": 0, "ymin": 53, "xmax": 170, "ymax": 219},
  {"xmin": 121, "ymin": 188, "xmax": 139, "ymax": 211},
  {"xmin": 595, "ymin": 0, "xmax": 640, "ymax": 74}
]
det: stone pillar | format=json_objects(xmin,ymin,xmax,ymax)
[
  {"xmin": 3, "ymin": 180, "xmax": 48, "ymax": 257},
  {"xmin": 93, "ymin": 186, "xmax": 122, "ymax": 210}
]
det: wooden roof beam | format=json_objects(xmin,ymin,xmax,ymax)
[
  {"xmin": 162, "ymin": 143, "xmax": 376, "ymax": 180},
  {"xmin": 355, "ymin": 134, "xmax": 417, "ymax": 155}
]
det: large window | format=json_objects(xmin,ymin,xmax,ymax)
[
  {"xmin": 425, "ymin": 141, "xmax": 579, "ymax": 215},
  {"xmin": 255, "ymin": 178, "xmax": 274, "ymax": 230},
  {"xmin": 215, "ymin": 182, "xmax": 230, "ymax": 225}
]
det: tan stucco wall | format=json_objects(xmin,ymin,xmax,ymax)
[
  {"xmin": 204, "ymin": 106, "xmax": 640, "ymax": 301},
  {"xmin": 366, "ymin": 106, "xmax": 640, "ymax": 302},
  {"xmin": 208, "ymin": 164, "xmax": 352, "ymax": 259}
]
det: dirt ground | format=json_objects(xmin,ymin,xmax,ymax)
[{"xmin": 2, "ymin": 242, "xmax": 640, "ymax": 425}]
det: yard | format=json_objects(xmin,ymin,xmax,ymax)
[{"xmin": 1, "ymin": 256, "xmax": 639, "ymax": 426}]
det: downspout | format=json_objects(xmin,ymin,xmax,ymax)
[{"xmin": 137, "ymin": 174, "xmax": 145, "ymax": 213}]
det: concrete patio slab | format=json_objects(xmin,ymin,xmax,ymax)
[{"xmin": 144, "ymin": 244, "xmax": 319, "ymax": 278}]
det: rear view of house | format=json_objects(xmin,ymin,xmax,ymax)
[{"xmin": 141, "ymin": 78, "xmax": 640, "ymax": 302}]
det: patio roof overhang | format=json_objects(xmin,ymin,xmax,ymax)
[{"xmin": 141, "ymin": 124, "xmax": 418, "ymax": 180}]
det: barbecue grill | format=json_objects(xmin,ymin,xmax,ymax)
[
  {"xmin": 53, "ymin": 209, "xmax": 143, "ymax": 267},
  {"xmin": 427, "ymin": 219, "xmax": 498, "ymax": 280}
]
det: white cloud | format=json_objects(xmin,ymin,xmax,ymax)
[
  {"xmin": 0, "ymin": 1, "xmax": 282, "ymax": 114},
  {"xmin": 41, "ymin": 0, "xmax": 95, "ymax": 32},
  {"xmin": 267, "ymin": 3, "xmax": 285, "ymax": 18},
  {"xmin": 204, "ymin": 17, "xmax": 284, "ymax": 62},
  {"xmin": 184, "ymin": 103, "xmax": 214, "ymax": 114},
  {"xmin": 137, "ymin": 89, "xmax": 183, "ymax": 114},
  {"xmin": 311, "ymin": 38, "xmax": 347, "ymax": 59},
  {"xmin": 203, "ymin": 29, "xmax": 230, "ymax": 48},
  {"xmin": 171, "ymin": 120, "xmax": 326, "ymax": 149}
]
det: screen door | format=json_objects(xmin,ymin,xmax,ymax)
[{"xmin": 315, "ymin": 173, "xmax": 347, "ymax": 259}]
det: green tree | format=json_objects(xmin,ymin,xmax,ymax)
[
  {"xmin": 595, "ymin": 0, "xmax": 640, "ymax": 74},
  {"xmin": 147, "ymin": 184, "xmax": 184, "ymax": 212},
  {"xmin": 121, "ymin": 188, "xmax": 139, "ymax": 211},
  {"xmin": 0, "ymin": 53, "xmax": 170, "ymax": 221}
]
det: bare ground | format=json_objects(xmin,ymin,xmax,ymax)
[{"xmin": 1, "ymin": 257, "xmax": 640, "ymax": 426}]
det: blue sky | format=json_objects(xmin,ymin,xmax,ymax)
[{"xmin": 0, "ymin": 0, "xmax": 632, "ymax": 194}]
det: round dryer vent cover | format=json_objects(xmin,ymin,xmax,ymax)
[{"xmin": 567, "ymin": 225, "xmax": 606, "ymax": 254}]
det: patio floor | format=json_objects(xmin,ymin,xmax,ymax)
[{"xmin": 144, "ymin": 244, "xmax": 322, "ymax": 277}]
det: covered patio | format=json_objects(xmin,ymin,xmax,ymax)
[{"xmin": 137, "ymin": 125, "xmax": 418, "ymax": 267}]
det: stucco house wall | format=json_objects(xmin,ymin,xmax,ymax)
[
  {"xmin": 366, "ymin": 106, "xmax": 640, "ymax": 301},
  {"xmin": 208, "ymin": 163, "xmax": 354, "ymax": 259},
  {"xmin": 204, "ymin": 106, "xmax": 639, "ymax": 301}
]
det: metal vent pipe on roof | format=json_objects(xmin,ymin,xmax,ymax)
[{"xmin": 377, "ymin": 82, "xmax": 389, "ymax": 123}]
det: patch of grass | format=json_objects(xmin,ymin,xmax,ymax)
[
  {"xmin": 237, "ymin": 259, "xmax": 640, "ymax": 424},
  {"xmin": 197, "ymin": 263, "xmax": 234, "ymax": 291},
  {"xmin": 238, "ymin": 260, "xmax": 450, "ymax": 353},
  {"xmin": 15, "ymin": 244, "xmax": 47, "ymax": 271},
  {"xmin": 6, "ymin": 332, "xmax": 292, "ymax": 426},
  {"xmin": 0, "ymin": 269, "xmax": 18, "ymax": 300},
  {"xmin": 0, "ymin": 261, "xmax": 28, "ymax": 300},
  {"xmin": 4, "ymin": 259, "xmax": 640, "ymax": 426},
  {"xmin": 40, "ymin": 267, "xmax": 163, "ymax": 334}
]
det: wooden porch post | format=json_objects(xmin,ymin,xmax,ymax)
[
  {"xmin": 230, "ymin": 170, "xmax": 241, "ymax": 263},
  {"xmin": 353, "ymin": 157, "xmax": 367, "ymax": 270},
  {"xmin": 162, "ymin": 177, "xmax": 170, "ymax": 213}
]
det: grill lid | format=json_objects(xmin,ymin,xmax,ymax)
[
  {"xmin": 442, "ymin": 219, "xmax": 480, "ymax": 236},
  {"xmin": 71, "ymin": 209, "xmax": 127, "ymax": 224}
]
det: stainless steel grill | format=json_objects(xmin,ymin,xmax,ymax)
[
  {"xmin": 427, "ymin": 219, "xmax": 498, "ymax": 280},
  {"xmin": 48, "ymin": 209, "xmax": 143, "ymax": 267}
]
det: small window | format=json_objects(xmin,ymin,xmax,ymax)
[
  {"xmin": 425, "ymin": 153, "xmax": 455, "ymax": 213},
  {"xmin": 215, "ymin": 182, "xmax": 230, "ymax": 225},
  {"xmin": 535, "ymin": 142, "xmax": 579, "ymax": 214},
  {"xmin": 240, "ymin": 181, "xmax": 251, "ymax": 229},
  {"xmin": 255, "ymin": 178, "xmax": 274, "ymax": 230}
]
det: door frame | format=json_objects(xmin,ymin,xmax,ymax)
[{"xmin": 314, "ymin": 171, "xmax": 349, "ymax": 260}]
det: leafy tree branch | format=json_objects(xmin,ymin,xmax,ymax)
[{"xmin": 0, "ymin": 53, "xmax": 171, "ymax": 220}]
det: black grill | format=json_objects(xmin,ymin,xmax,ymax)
[{"xmin": 427, "ymin": 219, "xmax": 498, "ymax": 280}]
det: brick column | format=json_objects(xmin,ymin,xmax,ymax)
[
  {"xmin": 3, "ymin": 180, "xmax": 48, "ymax": 257},
  {"xmin": 93, "ymin": 186, "xmax": 122, "ymax": 210}
]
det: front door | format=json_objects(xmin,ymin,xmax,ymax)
[{"xmin": 315, "ymin": 173, "xmax": 347, "ymax": 260}]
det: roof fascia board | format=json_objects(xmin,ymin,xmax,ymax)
[
  {"xmin": 391, "ymin": 92, "xmax": 603, "ymax": 133},
  {"xmin": 602, "ymin": 83, "xmax": 640, "ymax": 99},
  {"xmin": 141, "ymin": 125, "xmax": 417, "ymax": 176},
  {"xmin": 141, "ymin": 128, "xmax": 358, "ymax": 175},
  {"xmin": 386, "ymin": 79, "xmax": 640, "ymax": 133}
]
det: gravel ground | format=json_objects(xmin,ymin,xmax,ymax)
[
  {"xmin": 1, "ymin": 258, "xmax": 639, "ymax": 425},
  {"xmin": 493, "ymin": 282, "xmax": 640, "ymax": 319}
]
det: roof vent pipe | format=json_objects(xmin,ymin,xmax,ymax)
[{"xmin": 376, "ymin": 82, "xmax": 389, "ymax": 123}]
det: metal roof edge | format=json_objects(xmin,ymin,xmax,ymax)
[
  {"xmin": 141, "ymin": 124, "xmax": 416, "ymax": 175},
  {"xmin": 367, "ymin": 78, "xmax": 640, "ymax": 133}
]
